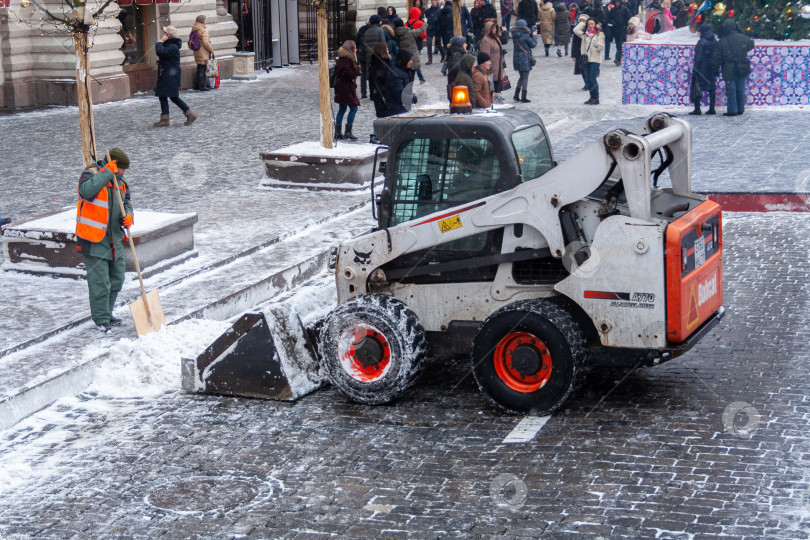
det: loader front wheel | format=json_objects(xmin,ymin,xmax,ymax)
[
  {"xmin": 319, "ymin": 294, "xmax": 427, "ymax": 404},
  {"xmin": 472, "ymin": 299, "xmax": 586, "ymax": 415}
]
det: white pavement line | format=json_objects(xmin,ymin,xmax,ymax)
[
  {"xmin": 544, "ymin": 118, "xmax": 570, "ymax": 135},
  {"xmin": 502, "ymin": 415, "xmax": 551, "ymax": 444}
]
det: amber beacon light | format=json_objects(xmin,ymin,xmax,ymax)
[{"xmin": 450, "ymin": 85, "xmax": 473, "ymax": 114}]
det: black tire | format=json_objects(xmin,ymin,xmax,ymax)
[
  {"xmin": 472, "ymin": 299, "xmax": 586, "ymax": 415},
  {"xmin": 318, "ymin": 294, "xmax": 427, "ymax": 405}
]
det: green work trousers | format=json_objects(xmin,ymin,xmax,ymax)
[{"xmin": 84, "ymin": 252, "xmax": 125, "ymax": 325}]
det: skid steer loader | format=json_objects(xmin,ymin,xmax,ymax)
[
  {"xmin": 316, "ymin": 106, "xmax": 724, "ymax": 415},
  {"xmin": 184, "ymin": 102, "xmax": 724, "ymax": 415}
]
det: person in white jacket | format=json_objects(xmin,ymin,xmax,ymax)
[
  {"xmin": 574, "ymin": 17, "xmax": 605, "ymax": 105},
  {"xmin": 626, "ymin": 16, "xmax": 652, "ymax": 42}
]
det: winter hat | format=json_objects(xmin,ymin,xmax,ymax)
[
  {"xmin": 450, "ymin": 35, "xmax": 467, "ymax": 47},
  {"xmin": 195, "ymin": 14, "xmax": 206, "ymax": 23},
  {"xmin": 108, "ymin": 148, "xmax": 130, "ymax": 170},
  {"xmin": 628, "ymin": 16, "xmax": 640, "ymax": 26},
  {"xmin": 515, "ymin": 19, "xmax": 528, "ymax": 27},
  {"xmin": 370, "ymin": 14, "xmax": 382, "ymax": 24},
  {"xmin": 699, "ymin": 22, "xmax": 712, "ymax": 35},
  {"xmin": 163, "ymin": 25, "xmax": 179, "ymax": 39},
  {"xmin": 477, "ymin": 51, "xmax": 491, "ymax": 65},
  {"xmin": 393, "ymin": 18, "xmax": 405, "ymax": 27},
  {"xmin": 396, "ymin": 48, "xmax": 414, "ymax": 66}
]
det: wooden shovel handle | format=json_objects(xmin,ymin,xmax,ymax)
[{"xmin": 105, "ymin": 149, "xmax": 152, "ymax": 325}]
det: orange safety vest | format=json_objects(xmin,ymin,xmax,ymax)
[{"xmin": 75, "ymin": 166, "xmax": 127, "ymax": 243}]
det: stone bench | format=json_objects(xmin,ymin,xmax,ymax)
[
  {"xmin": 2, "ymin": 209, "xmax": 198, "ymax": 279},
  {"xmin": 260, "ymin": 141, "xmax": 386, "ymax": 191}
]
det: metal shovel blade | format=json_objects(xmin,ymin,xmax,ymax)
[
  {"xmin": 129, "ymin": 289, "xmax": 166, "ymax": 337},
  {"xmin": 182, "ymin": 312, "xmax": 294, "ymax": 400}
]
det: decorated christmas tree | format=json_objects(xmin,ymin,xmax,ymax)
[{"xmin": 689, "ymin": 0, "xmax": 810, "ymax": 40}]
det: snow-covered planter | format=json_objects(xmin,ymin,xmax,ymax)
[
  {"xmin": 623, "ymin": 27, "xmax": 810, "ymax": 107},
  {"xmin": 1, "ymin": 209, "xmax": 198, "ymax": 278},
  {"xmin": 260, "ymin": 141, "xmax": 387, "ymax": 191}
]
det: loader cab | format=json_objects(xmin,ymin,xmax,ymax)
[{"xmin": 372, "ymin": 109, "xmax": 554, "ymax": 283}]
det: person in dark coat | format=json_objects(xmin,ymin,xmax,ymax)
[
  {"xmin": 356, "ymin": 18, "xmax": 371, "ymax": 98},
  {"xmin": 510, "ymin": 19, "xmax": 537, "ymax": 102},
  {"xmin": 370, "ymin": 43, "xmax": 391, "ymax": 120},
  {"xmin": 437, "ymin": 1, "xmax": 456, "ymax": 52},
  {"xmin": 425, "ymin": 0, "xmax": 443, "ymax": 63},
  {"xmin": 385, "ymin": 49, "xmax": 415, "ymax": 116},
  {"xmin": 605, "ymin": 0, "xmax": 630, "ymax": 65},
  {"xmin": 554, "ymin": 2, "xmax": 572, "ymax": 56},
  {"xmin": 452, "ymin": 54, "xmax": 477, "ymax": 106},
  {"xmin": 334, "ymin": 40, "xmax": 361, "ymax": 140},
  {"xmin": 339, "ymin": 9, "xmax": 358, "ymax": 43},
  {"xmin": 712, "ymin": 18, "xmax": 754, "ymax": 116},
  {"xmin": 364, "ymin": 15, "xmax": 387, "ymax": 84},
  {"xmin": 153, "ymin": 26, "xmax": 196, "ymax": 127},
  {"xmin": 445, "ymin": 35, "xmax": 469, "ymax": 84},
  {"xmin": 689, "ymin": 23, "xmax": 717, "ymax": 115},
  {"xmin": 472, "ymin": 0, "xmax": 498, "ymax": 44},
  {"xmin": 571, "ymin": 13, "xmax": 588, "ymax": 87},
  {"xmin": 517, "ymin": 0, "xmax": 539, "ymax": 27}
]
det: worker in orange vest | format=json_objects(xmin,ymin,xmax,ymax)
[{"xmin": 75, "ymin": 148, "xmax": 134, "ymax": 334}]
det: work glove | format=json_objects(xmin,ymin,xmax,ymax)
[
  {"xmin": 106, "ymin": 160, "xmax": 118, "ymax": 174},
  {"xmin": 120, "ymin": 214, "xmax": 133, "ymax": 228}
]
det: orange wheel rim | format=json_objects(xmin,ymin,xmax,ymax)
[
  {"xmin": 338, "ymin": 323, "xmax": 392, "ymax": 382},
  {"xmin": 493, "ymin": 331, "xmax": 552, "ymax": 393}
]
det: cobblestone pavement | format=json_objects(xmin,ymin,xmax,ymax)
[{"xmin": 0, "ymin": 212, "xmax": 808, "ymax": 538}]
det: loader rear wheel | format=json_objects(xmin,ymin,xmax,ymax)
[
  {"xmin": 319, "ymin": 294, "xmax": 427, "ymax": 405},
  {"xmin": 472, "ymin": 299, "xmax": 586, "ymax": 415}
]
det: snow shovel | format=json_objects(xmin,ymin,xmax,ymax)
[{"xmin": 105, "ymin": 149, "xmax": 165, "ymax": 336}]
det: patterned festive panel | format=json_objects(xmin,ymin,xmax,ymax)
[{"xmin": 623, "ymin": 42, "xmax": 810, "ymax": 107}]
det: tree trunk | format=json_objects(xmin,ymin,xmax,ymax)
[
  {"xmin": 453, "ymin": 0, "xmax": 462, "ymax": 37},
  {"xmin": 317, "ymin": 7, "xmax": 333, "ymax": 149},
  {"xmin": 74, "ymin": 30, "xmax": 98, "ymax": 165}
]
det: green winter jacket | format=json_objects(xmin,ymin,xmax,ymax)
[
  {"xmin": 77, "ymin": 160, "xmax": 133, "ymax": 260},
  {"xmin": 452, "ymin": 55, "xmax": 477, "ymax": 108}
]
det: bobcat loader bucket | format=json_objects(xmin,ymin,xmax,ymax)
[{"xmin": 181, "ymin": 305, "xmax": 324, "ymax": 401}]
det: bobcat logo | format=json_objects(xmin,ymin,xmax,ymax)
[{"xmin": 353, "ymin": 248, "xmax": 373, "ymax": 266}]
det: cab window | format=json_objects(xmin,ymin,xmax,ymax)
[
  {"xmin": 390, "ymin": 137, "xmax": 501, "ymax": 226},
  {"xmin": 511, "ymin": 125, "xmax": 553, "ymax": 181}
]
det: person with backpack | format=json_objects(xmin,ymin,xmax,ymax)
[
  {"xmin": 190, "ymin": 15, "xmax": 214, "ymax": 91},
  {"xmin": 712, "ymin": 18, "xmax": 754, "ymax": 116}
]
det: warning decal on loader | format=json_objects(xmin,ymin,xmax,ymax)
[{"xmin": 438, "ymin": 215, "xmax": 462, "ymax": 233}]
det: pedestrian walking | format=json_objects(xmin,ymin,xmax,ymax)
[
  {"xmin": 538, "ymin": 0, "xmax": 556, "ymax": 57},
  {"xmin": 75, "ymin": 148, "xmax": 133, "ymax": 334},
  {"xmin": 370, "ymin": 43, "xmax": 391, "ymax": 120},
  {"xmin": 501, "ymin": 0, "xmax": 515, "ymax": 30},
  {"xmin": 334, "ymin": 40, "xmax": 361, "ymax": 140},
  {"xmin": 688, "ymin": 23, "xmax": 717, "ymax": 115},
  {"xmin": 364, "ymin": 15, "xmax": 386, "ymax": 85},
  {"xmin": 712, "ymin": 18, "xmax": 754, "ymax": 116},
  {"xmin": 385, "ymin": 49, "xmax": 416, "ymax": 116},
  {"xmin": 356, "ymin": 17, "xmax": 372, "ymax": 98},
  {"xmin": 190, "ymin": 15, "xmax": 214, "ymax": 91},
  {"xmin": 554, "ymin": 2, "xmax": 572, "ymax": 56},
  {"xmin": 606, "ymin": 0, "xmax": 630, "ymax": 65},
  {"xmin": 395, "ymin": 17, "xmax": 425, "ymax": 83},
  {"xmin": 510, "ymin": 19, "xmax": 537, "ymax": 102},
  {"xmin": 472, "ymin": 52, "xmax": 493, "ymax": 107},
  {"xmin": 425, "ymin": 0, "xmax": 443, "ymax": 63},
  {"xmin": 574, "ymin": 16, "xmax": 604, "ymax": 104},
  {"xmin": 153, "ymin": 26, "xmax": 197, "ymax": 127},
  {"xmin": 479, "ymin": 22, "xmax": 505, "ymax": 91},
  {"xmin": 517, "ymin": 0, "xmax": 539, "ymax": 28}
]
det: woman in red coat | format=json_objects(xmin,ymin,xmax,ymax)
[{"xmin": 334, "ymin": 40, "xmax": 362, "ymax": 140}]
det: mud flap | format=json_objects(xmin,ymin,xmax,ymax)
[{"xmin": 182, "ymin": 306, "xmax": 324, "ymax": 401}]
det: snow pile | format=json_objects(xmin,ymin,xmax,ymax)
[
  {"xmin": 90, "ymin": 319, "xmax": 230, "ymax": 398},
  {"xmin": 270, "ymin": 141, "xmax": 381, "ymax": 159},
  {"xmin": 646, "ymin": 25, "xmax": 810, "ymax": 46}
]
